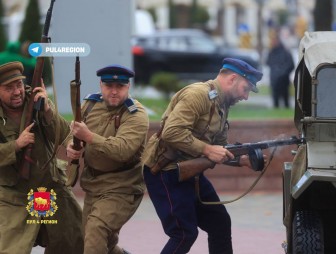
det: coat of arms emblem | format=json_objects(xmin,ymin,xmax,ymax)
[{"xmin": 26, "ymin": 187, "xmax": 58, "ymax": 217}]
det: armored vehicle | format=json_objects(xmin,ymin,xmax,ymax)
[{"xmin": 283, "ymin": 31, "xmax": 336, "ymax": 254}]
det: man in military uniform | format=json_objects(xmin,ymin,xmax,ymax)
[
  {"xmin": 142, "ymin": 58, "xmax": 265, "ymax": 254},
  {"xmin": 0, "ymin": 61, "xmax": 83, "ymax": 253},
  {"xmin": 66, "ymin": 64, "xmax": 149, "ymax": 254}
]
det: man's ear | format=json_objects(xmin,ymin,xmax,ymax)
[{"xmin": 228, "ymin": 73, "xmax": 238, "ymax": 86}]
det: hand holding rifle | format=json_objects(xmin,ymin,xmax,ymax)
[
  {"xmin": 65, "ymin": 56, "xmax": 82, "ymax": 187},
  {"xmin": 18, "ymin": 0, "xmax": 56, "ymax": 179}
]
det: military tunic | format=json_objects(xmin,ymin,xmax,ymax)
[
  {"xmin": 72, "ymin": 95, "xmax": 149, "ymax": 254},
  {"xmin": 142, "ymin": 78, "xmax": 229, "ymax": 169},
  {"xmin": 0, "ymin": 95, "xmax": 83, "ymax": 254},
  {"xmin": 142, "ymin": 79, "xmax": 234, "ymax": 254}
]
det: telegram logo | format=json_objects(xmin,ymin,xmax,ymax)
[
  {"xmin": 28, "ymin": 43, "xmax": 42, "ymax": 57},
  {"xmin": 27, "ymin": 43, "xmax": 90, "ymax": 57}
]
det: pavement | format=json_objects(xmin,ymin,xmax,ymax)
[{"xmin": 32, "ymin": 190, "xmax": 286, "ymax": 254}]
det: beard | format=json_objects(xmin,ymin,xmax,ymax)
[
  {"xmin": 1, "ymin": 95, "xmax": 24, "ymax": 111},
  {"xmin": 10, "ymin": 95, "xmax": 24, "ymax": 108}
]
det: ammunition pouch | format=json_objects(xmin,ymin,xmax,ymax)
[{"xmin": 150, "ymin": 141, "xmax": 178, "ymax": 175}]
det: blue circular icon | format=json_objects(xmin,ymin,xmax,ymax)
[{"xmin": 28, "ymin": 43, "xmax": 42, "ymax": 57}]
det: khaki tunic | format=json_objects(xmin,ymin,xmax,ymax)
[
  {"xmin": 0, "ymin": 95, "xmax": 83, "ymax": 254},
  {"xmin": 142, "ymin": 79, "xmax": 230, "ymax": 170},
  {"xmin": 71, "ymin": 96, "xmax": 149, "ymax": 254},
  {"xmin": 79, "ymin": 98, "xmax": 148, "ymax": 195}
]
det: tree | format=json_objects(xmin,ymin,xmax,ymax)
[
  {"xmin": 189, "ymin": 0, "xmax": 209, "ymax": 29},
  {"xmin": 313, "ymin": 0, "xmax": 332, "ymax": 31},
  {"xmin": 19, "ymin": 0, "xmax": 41, "ymax": 43},
  {"xmin": 0, "ymin": 0, "xmax": 7, "ymax": 51},
  {"xmin": 169, "ymin": 0, "xmax": 177, "ymax": 28},
  {"xmin": 19, "ymin": 0, "xmax": 53, "ymax": 86}
]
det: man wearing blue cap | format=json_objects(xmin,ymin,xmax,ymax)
[
  {"xmin": 142, "ymin": 58, "xmax": 266, "ymax": 253},
  {"xmin": 66, "ymin": 64, "xmax": 149, "ymax": 254}
]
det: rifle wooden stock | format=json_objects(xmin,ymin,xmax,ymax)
[
  {"xmin": 72, "ymin": 56, "xmax": 82, "ymax": 158},
  {"xmin": 19, "ymin": 0, "xmax": 56, "ymax": 180},
  {"xmin": 178, "ymin": 136, "xmax": 304, "ymax": 182},
  {"xmin": 66, "ymin": 56, "xmax": 81, "ymax": 187},
  {"xmin": 178, "ymin": 158, "xmax": 216, "ymax": 182}
]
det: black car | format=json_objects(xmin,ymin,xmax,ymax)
[{"xmin": 132, "ymin": 28, "xmax": 260, "ymax": 84}]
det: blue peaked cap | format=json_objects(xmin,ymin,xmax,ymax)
[
  {"xmin": 97, "ymin": 64, "xmax": 135, "ymax": 84},
  {"xmin": 222, "ymin": 58, "xmax": 263, "ymax": 93}
]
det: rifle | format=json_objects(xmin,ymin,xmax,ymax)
[
  {"xmin": 177, "ymin": 136, "xmax": 305, "ymax": 182},
  {"xmin": 66, "ymin": 56, "xmax": 81, "ymax": 187},
  {"xmin": 19, "ymin": 0, "xmax": 56, "ymax": 179}
]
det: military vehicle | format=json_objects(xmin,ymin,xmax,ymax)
[{"xmin": 282, "ymin": 31, "xmax": 336, "ymax": 254}]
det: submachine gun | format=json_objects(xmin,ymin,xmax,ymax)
[
  {"xmin": 19, "ymin": 0, "xmax": 56, "ymax": 179},
  {"xmin": 178, "ymin": 136, "xmax": 305, "ymax": 182}
]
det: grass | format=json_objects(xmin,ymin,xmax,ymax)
[
  {"xmin": 228, "ymin": 104, "xmax": 294, "ymax": 120},
  {"xmin": 136, "ymin": 97, "xmax": 294, "ymax": 121},
  {"xmin": 61, "ymin": 85, "xmax": 295, "ymax": 122}
]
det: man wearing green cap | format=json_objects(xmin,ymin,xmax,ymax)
[
  {"xmin": 0, "ymin": 61, "xmax": 83, "ymax": 253},
  {"xmin": 142, "ymin": 58, "xmax": 266, "ymax": 253}
]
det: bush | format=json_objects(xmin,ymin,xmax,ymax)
[{"xmin": 150, "ymin": 72, "xmax": 179, "ymax": 99}]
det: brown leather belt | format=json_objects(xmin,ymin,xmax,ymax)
[{"xmin": 89, "ymin": 160, "xmax": 140, "ymax": 177}]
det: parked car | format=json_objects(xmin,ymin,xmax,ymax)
[{"xmin": 132, "ymin": 28, "xmax": 260, "ymax": 84}]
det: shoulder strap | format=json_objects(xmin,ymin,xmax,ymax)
[
  {"xmin": 199, "ymin": 83, "xmax": 216, "ymax": 139},
  {"xmin": 115, "ymin": 107, "xmax": 127, "ymax": 132},
  {"xmin": 82, "ymin": 98, "xmax": 132, "ymax": 131},
  {"xmin": 82, "ymin": 100, "xmax": 96, "ymax": 123},
  {"xmin": 82, "ymin": 93, "xmax": 103, "ymax": 123}
]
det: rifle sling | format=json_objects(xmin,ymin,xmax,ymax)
[
  {"xmin": 199, "ymin": 83, "xmax": 216, "ymax": 139},
  {"xmin": 195, "ymin": 147, "xmax": 277, "ymax": 205},
  {"xmin": 82, "ymin": 101, "xmax": 126, "ymax": 131}
]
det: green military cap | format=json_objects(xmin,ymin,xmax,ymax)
[{"xmin": 0, "ymin": 61, "xmax": 25, "ymax": 86}]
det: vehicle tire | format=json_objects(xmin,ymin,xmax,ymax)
[{"xmin": 292, "ymin": 210, "xmax": 324, "ymax": 254}]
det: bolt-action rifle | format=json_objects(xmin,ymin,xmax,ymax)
[
  {"xmin": 177, "ymin": 136, "xmax": 305, "ymax": 182},
  {"xmin": 66, "ymin": 56, "xmax": 81, "ymax": 187},
  {"xmin": 19, "ymin": 0, "xmax": 56, "ymax": 179}
]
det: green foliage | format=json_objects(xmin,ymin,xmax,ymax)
[
  {"xmin": 169, "ymin": 0, "xmax": 209, "ymax": 29},
  {"xmin": 149, "ymin": 72, "xmax": 180, "ymax": 99},
  {"xmin": 147, "ymin": 7, "xmax": 157, "ymax": 23},
  {"xmin": 19, "ymin": 0, "xmax": 53, "ymax": 86},
  {"xmin": 276, "ymin": 9, "xmax": 289, "ymax": 26},
  {"xmin": 168, "ymin": 0, "xmax": 177, "ymax": 28},
  {"xmin": 19, "ymin": 0, "xmax": 41, "ymax": 43},
  {"xmin": 136, "ymin": 98, "xmax": 170, "ymax": 121},
  {"xmin": 0, "ymin": 0, "xmax": 7, "ymax": 51},
  {"xmin": 190, "ymin": 0, "xmax": 209, "ymax": 27}
]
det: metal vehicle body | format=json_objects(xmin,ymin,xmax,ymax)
[
  {"xmin": 283, "ymin": 31, "xmax": 336, "ymax": 254},
  {"xmin": 132, "ymin": 28, "xmax": 260, "ymax": 84}
]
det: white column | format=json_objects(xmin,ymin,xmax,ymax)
[
  {"xmin": 156, "ymin": 5, "xmax": 169, "ymax": 29},
  {"xmin": 224, "ymin": 6, "xmax": 237, "ymax": 46}
]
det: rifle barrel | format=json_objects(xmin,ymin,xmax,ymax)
[{"xmin": 18, "ymin": 0, "xmax": 56, "ymax": 180}]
